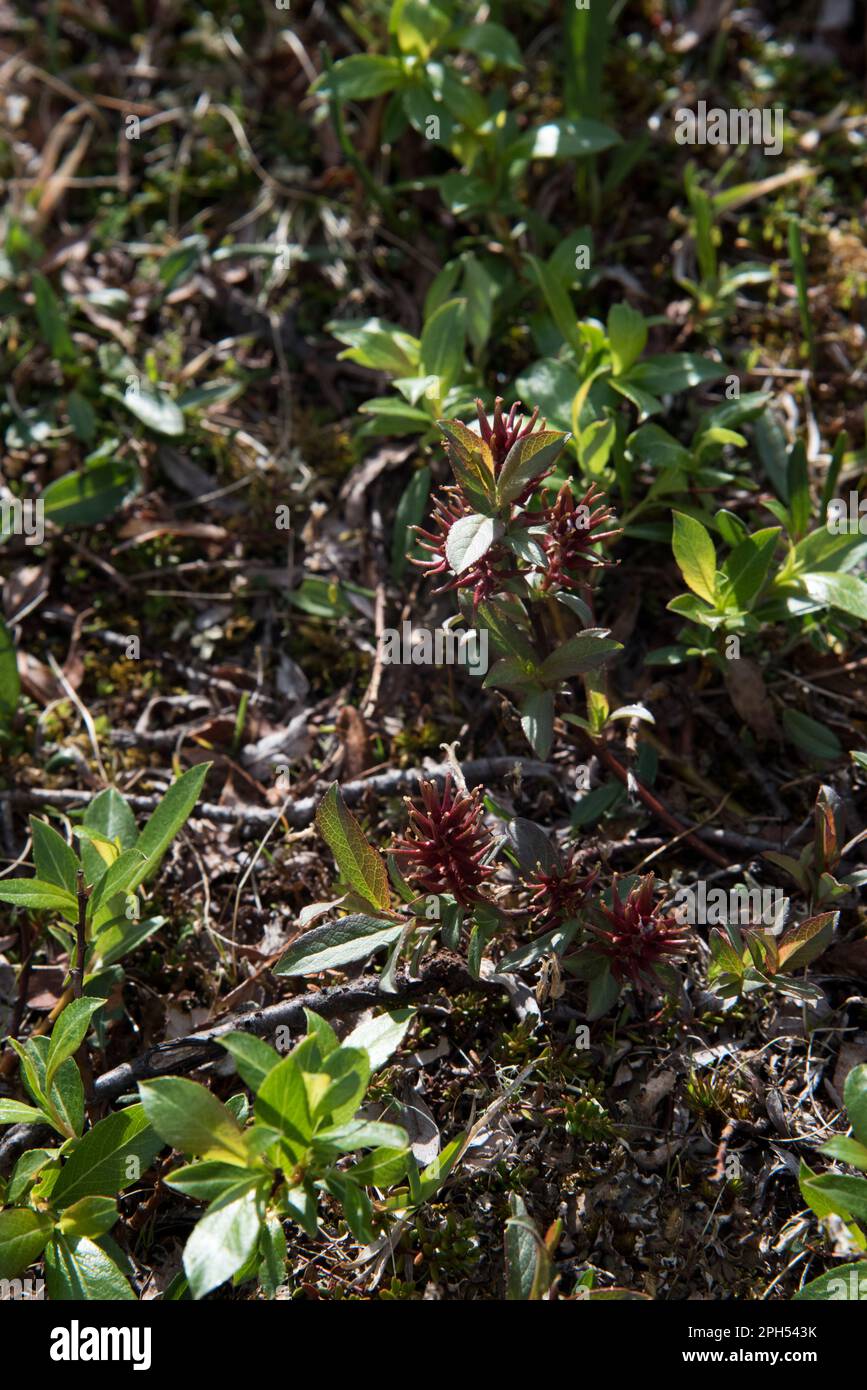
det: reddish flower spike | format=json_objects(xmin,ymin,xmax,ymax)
[
  {"xmin": 585, "ymin": 873, "xmax": 690, "ymax": 988},
  {"xmin": 391, "ymin": 774, "xmax": 495, "ymax": 907}
]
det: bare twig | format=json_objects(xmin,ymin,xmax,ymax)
[{"xmin": 4, "ymin": 757, "xmax": 557, "ymax": 835}]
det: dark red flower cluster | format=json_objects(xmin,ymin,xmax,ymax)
[
  {"xmin": 539, "ymin": 482, "xmax": 621, "ymax": 592},
  {"xmin": 413, "ymin": 398, "xmax": 560, "ymax": 609},
  {"xmin": 391, "ymin": 775, "xmax": 494, "ymax": 906},
  {"xmin": 585, "ymin": 874, "xmax": 690, "ymax": 987},
  {"xmin": 414, "ymin": 399, "xmax": 620, "ymax": 607},
  {"xmin": 413, "ymin": 485, "xmax": 504, "ymax": 608},
  {"xmin": 525, "ymin": 855, "xmax": 600, "ymax": 932},
  {"xmin": 475, "ymin": 396, "xmax": 542, "ymax": 473}
]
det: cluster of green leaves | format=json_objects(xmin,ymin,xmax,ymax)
[
  {"xmin": 330, "ymin": 298, "xmax": 476, "ymax": 439},
  {"xmin": 0, "ymin": 1035, "xmax": 164, "ymax": 1298},
  {"xmin": 0, "ymin": 764, "xmax": 209, "ymax": 996},
  {"xmin": 796, "ymin": 1065, "xmax": 867, "ymax": 1300},
  {"xmin": 706, "ymin": 912, "xmax": 836, "ymax": 1007},
  {"xmin": 0, "ymin": 1001, "xmax": 463, "ymax": 1300},
  {"xmin": 314, "ymin": 0, "xmax": 619, "ymax": 229},
  {"xmin": 138, "ymin": 1009, "xmax": 419, "ymax": 1299},
  {"xmin": 0, "ymin": 226, "xmax": 244, "ymax": 535},
  {"xmin": 677, "ymin": 164, "xmax": 776, "ymax": 329},
  {"xmin": 663, "ymin": 501, "xmax": 867, "ymax": 682},
  {"xmin": 765, "ymin": 786, "xmax": 867, "ymax": 910}
]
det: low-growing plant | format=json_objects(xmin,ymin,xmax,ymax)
[
  {"xmin": 0, "ymin": 1027, "xmax": 164, "ymax": 1298},
  {"xmin": 413, "ymin": 399, "xmax": 625, "ymax": 757},
  {"xmin": 138, "ymin": 1009, "xmax": 418, "ymax": 1299},
  {"xmin": 705, "ymin": 913, "xmax": 836, "ymax": 1007},
  {"xmin": 0, "ymin": 764, "xmax": 211, "ymax": 1011},
  {"xmin": 660, "ymin": 499, "xmax": 867, "ymax": 679},
  {"xmin": 0, "ymin": 1002, "xmax": 468, "ymax": 1299},
  {"xmin": 795, "ymin": 1064, "xmax": 867, "ymax": 1301}
]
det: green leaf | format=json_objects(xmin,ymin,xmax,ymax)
[
  {"xmin": 314, "ymin": 783, "xmax": 390, "ymax": 910},
  {"xmin": 0, "ymin": 1208, "xmax": 54, "ymax": 1280},
  {"xmin": 78, "ymin": 786, "xmax": 138, "ymax": 887},
  {"xmin": 324, "ymin": 1173, "xmax": 374, "ymax": 1243},
  {"xmin": 46, "ymin": 997, "xmax": 104, "ymax": 1091},
  {"xmin": 127, "ymin": 762, "xmax": 210, "ymax": 891},
  {"xmin": 88, "ymin": 846, "xmax": 147, "ymax": 914},
  {"xmin": 671, "ymin": 511, "xmax": 717, "ymax": 604},
  {"xmin": 505, "ymin": 1194, "xmax": 552, "ymax": 1300},
  {"xmin": 315, "ymin": 1120, "xmax": 408, "ymax": 1153},
  {"xmin": 44, "ymin": 1233, "xmax": 134, "ymax": 1300},
  {"xmin": 302, "ymin": 1010, "xmax": 340, "ymax": 1063},
  {"xmin": 464, "ymin": 254, "xmax": 495, "ymax": 358},
  {"xmin": 787, "ymin": 439, "xmax": 810, "ymax": 537},
  {"xmin": 58, "ymin": 1196, "xmax": 119, "ymax": 1240},
  {"xmin": 329, "ymin": 317, "xmax": 420, "ymax": 375},
  {"xmin": 419, "ymin": 298, "xmax": 466, "ymax": 397},
  {"xmin": 497, "ymin": 429, "xmax": 569, "ymax": 506},
  {"xmin": 314, "ymin": 54, "xmax": 406, "ymax": 101},
  {"xmin": 313, "ymin": 1046, "xmax": 370, "ymax": 1126},
  {"xmin": 539, "ymin": 631, "xmax": 622, "ymax": 683},
  {"xmin": 777, "ymin": 911, "xmax": 836, "ymax": 972},
  {"xmin": 794, "ymin": 1262, "xmax": 867, "ymax": 1301},
  {"xmin": 0, "ymin": 617, "xmax": 20, "ymax": 721},
  {"xmin": 18, "ymin": 1039, "xmax": 85, "ymax": 1139},
  {"xmin": 819, "ymin": 1138, "xmax": 867, "ymax": 1171},
  {"xmin": 0, "ymin": 1098, "xmax": 46, "ymax": 1125},
  {"xmin": 343, "ymin": 1009, "xmax": 414, "ymax": 1071},
  {"xmin": 219, "ymin": 1033, "xmax": 281, "ymax": 1095},
  {"xmin": 476, "ymin": 597, "xmax": 538, "ymax": 665},
  {"xmin": 390, "ymin": 0, "xmax": 450, "ymax": 58},
  {"xmin": 453, "ymin": 20, "xmax": 522, "ymax": 68},
  {"xmin": 67, "ymin": 389, "xmax": 96, "ymax": 442},
  {"xmin": 607, "ymin": 304, "xmax": 647, "ymax": 376},
  {"xmin": 800, "ymin": 572, "xmax": 867, "ymax": 621},
  {"xmin": 438, "ymin": 419, "xmax": 497, "ymax": 506},
  {"xmin": 139, "ymin": 1077, "xmax": 249, "ymax": 1162},
  {"xmin": 578, "ymin": 417, "xmax": 617, "ymax": 476},
  {"xmin": 846, "ymin": 1065, "xmax": 867, "ymax": 1148},
  {"xmin": 511, "ymin": 118, "xmax": 620, "ymax": 160},
  {"xmin": 254, "ymin": 1054, "xmax": 313, "ymax": 1153},
  {"xmin": 41, "ymin": 462, "xmax": 139, "ymax": 527},
  {"xmin": 805, "ymin": 1175, "xmax": 867, "ymax": 1224},
  {"xmin": 89, "ymin": 914, "xmax": 165, "ymax": 971},
  {"xmin": 30, "ymin": 817, "xmax": 79, "ymax": 894},
  {"xmin": 0, "ymin": 878, "xmax": 78, "ymax": 912},
  {"xmin": 483, "ymin": 655, "xmax": 539, "ymax": 693},
  {"xmin": 349, "ymin": 1146, "xmax": 410, "ymax": 1187},
  {"xmin": 524, "ymin": 254, "xmax": 582, "ymax": 355},
  {"xmin": 51, "ymin": 1104, "xmax": 164, "ymax": 1207},
  {"xmin": 446, "ymin": 512, "xmax": 503, "ymax": 574},
  {"xmin": 258, "ymin": 1213, "xmax": 287, "ymax": 1299},
  {"xmin": 626, "ymin": 353, "xmax": 724, "ymax": 395},
  {"xmin": 719, "ymin": 527, "xmax": 780, "ymax": 609},
  {"xmin": 275, "ymin": 914, "xmax": 402, "ymax": 977},
  {"xmin": 165, "ymin": 1160, "xmax": 257, "ymax": 1202},
  {"xmin": 520, "ymin": 689, "xmax": 554, "ymax": 759},
  {"xmin": 33, "ymin": 272, "xmax": 75, "ymax": 361},
  {"xmin": 783, "ymin": 708, "xmax": 842, "ymax": 763},
  {"xmin": 107, "ymin": 384, "xmax": 185, "ymax": 436},
  {"xmin": 506, "ymin": 818, "xmax": 559, "ymax": 876}
]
